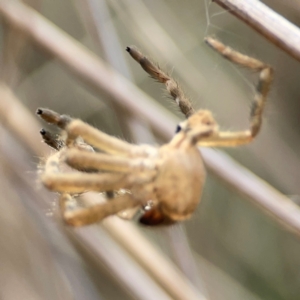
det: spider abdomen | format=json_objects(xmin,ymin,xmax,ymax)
[{"xmin": 154, "ymin": 146, "xmax": 206, "ymax": 222}]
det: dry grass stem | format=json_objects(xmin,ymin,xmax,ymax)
[{"xmin": 214, "ymin": 0, "xmax": 300, "ymax": 61}]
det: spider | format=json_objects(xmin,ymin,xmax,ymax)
[{"xmin": 37, "ymin": 37, "xmax": 273, "ymax": 227}]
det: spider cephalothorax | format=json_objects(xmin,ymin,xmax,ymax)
[{"xmin": 37, "ymin": 37, "xmax": 273, "ymax": 226}]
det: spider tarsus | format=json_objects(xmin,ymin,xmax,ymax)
[
  {"xmin": 39, "ymin": 128, "xmax": 64, "ymax": 150},
  {"xmin": 126, "ymin": 45, "xmax": 145, "ymax": 63},
  {"xmin": 204, "ymin": 37, "xmax": 222, "ymax": 51},
  {"xmin": 37, "ymin": 107, "xmax": 72, "ymax": 129}
]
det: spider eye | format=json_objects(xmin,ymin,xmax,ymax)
[{"xmin": 175, "ymin": 124, "xmax": 181, "ymax": 133}]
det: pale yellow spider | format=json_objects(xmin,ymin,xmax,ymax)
[{"xmin": 37, "ymin": 38, "xmax": 273, "ymax": 227}]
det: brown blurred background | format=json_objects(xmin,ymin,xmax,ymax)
[{"xmin": 1, "ymin": 0, "xmax": 300, "ymax": 299}]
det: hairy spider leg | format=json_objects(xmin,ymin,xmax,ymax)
[
  {"xmin": 60, "ymin": 193, "xmax": 139, "ymax": 226},
  {"xmin": 66, "ymin": 119, "xmax": 137, "ymax": 155},
  {"xmin": 36, "ymin": 108, "xmax": 72, "ymax": 128},
  {"xmin": 66, "ymin": 119, "xmax": 158, "ymax": 158},
  {"xmin": 42, "ymin": 151, "xmax": 127, "ymax": 193},
  {"xmin": 126, "ymin": 46, "xmax": 195, "ymax": 118},
  {"xmin": 37, "ymin": 108, "xmax": 141, "ymax": 156},
  {"xmin": 197, "ymin": 37, "xmax": 274, "ymax": 147},
  {"xmin": 42, "ymin": 150, "xmax": 155, "ymax": 194},
  {"xmin": 65, "ymin": 148, "xmax": 157, "ymax": 175},
  {"xmin": 39, "ymin": 128, "xmax": 64, "ymax": 150}
]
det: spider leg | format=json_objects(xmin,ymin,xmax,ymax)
[
  {"xmin": 60, "ymin": 193, "xmax": 139, "ymax": 226},
  {"xmin": 42, "ymin": 172, "xmax": 133, "ymax": 194},
  {"xmin": 197, "ymin": 38, "xmax": 274, "ymax": 147},
  {"xmin": 36, "ymin": 108, "xmax": 72, "ymax": 129},
  {"xmin": 40, "ymin": 128, "xmax": 64, "ymax": 150},
  {"xmin": 37, "ymin": 108, "xmax": 144, "ymax": 156},
  {"xmin": 65, "ymin": 148, "xmax": 156, "ymax": 174},
  {"xmin": 126, "ymin": 46, "xmax": 195, "ymax": 118},
  {"xmin": 66, "ymin": 119, "xmax": 140, "ymax": 155},
  {"xmin": 41, "ymin": 151, "xmax": 128, "ymax": 193},
  {"xmin": 42, "ymin": 150, "xmax": 154, "ymax": 226},
  {"xmin": 42, "ymin": 150, "xmax": 156, "ymax": 193}
]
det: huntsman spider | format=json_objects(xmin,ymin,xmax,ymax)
[{"xmin": 37, "ymin": 37, "xmax": 273, "ymax": 226}]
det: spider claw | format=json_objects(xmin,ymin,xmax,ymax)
[
  {"xmin": 175, "ymin": 124, "xmax": 182, "ymax": 133},
  {"xmin": 40, "ymin": 128, "xmax": 46, "ymax": 135},
  {"xmin": 36, "ymin": 108, "xmax": 43, "ymax": 115}
]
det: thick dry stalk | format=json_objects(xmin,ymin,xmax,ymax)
[
  {"xmin": 213, "ymin": 0, "xmax": 300, "ymax": 62},
  {"xmin": 102, "ymin": 217, "xmax": 206, "ymax": 300},
  {"xmin": 0, "ymin": 84, "xmax": 48, "ymax": 156}
]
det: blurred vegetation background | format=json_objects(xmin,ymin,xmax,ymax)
[{"xmin": 1, "ymin": 0, "xmax": 300, "ymax": 299}]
